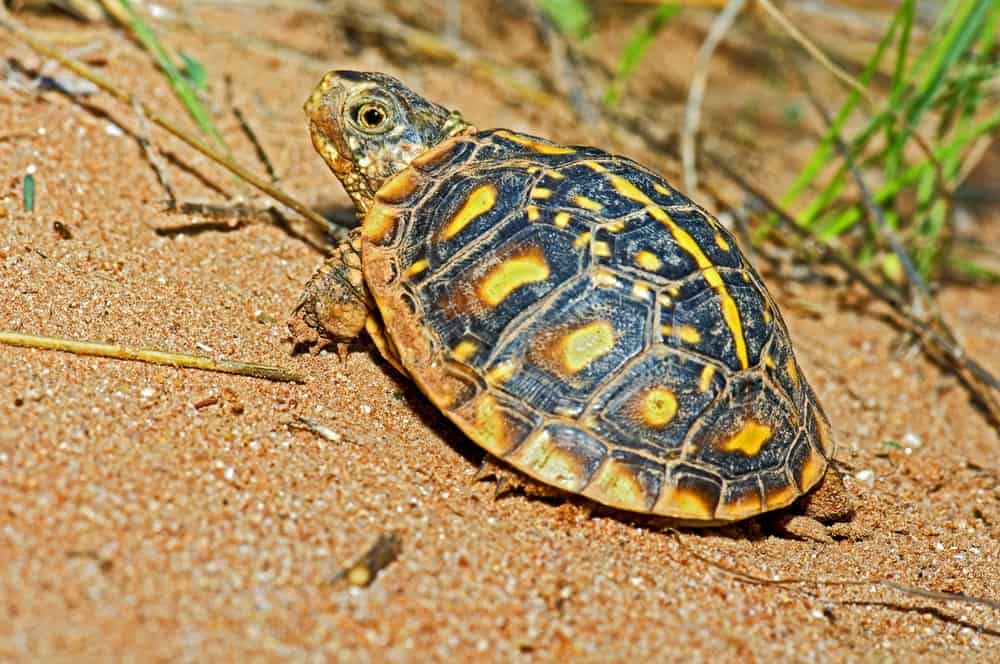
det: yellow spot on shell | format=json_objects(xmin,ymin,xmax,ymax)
[
  {"xmin": 653, "ymin": 182, "xmax": 672, "ymax": 197},
  {"xmin": 670, "ymin": 325, "xmax": 702, "ymax": 344},
  {"xmin": 478, "ymin": 250, "xmax": 551, "ymax": 307},
  {"xmin": 440, "ymin": 183, "xmax": 497, "ymax": 241},
  {"xmin": 593, "ymin": 269, "xmax": 619, "ymax": 288},
  {"xmin": 604, "ymin": 220, "xmax": 626, "ymax": 232},
  {"xmin": 765, "ymin": 483, "xmax": 798, "ymax": 510},
  {"xmin": 582, "ymin": 160, "xmax": 607, "ymax": 172},
  {"xmin": 544, "ymin": 169, "xmax": 565, "ymax": 180},
  {"xmin": 554, "ymin": 212, "xmax": 571, "ymax": 228},
  {"xmin": 797, "ymin": 445, "xmax": 826, "ymax": 490},
  {"xmin": 593, "ymin": 241, "xmax": 611, "ymax": 257},
  {"xmin": 526, "ymin": 205, "xmax": 540, "ymax": 222},
  {"xmin": 362, "ymin": 205, "xmax": 398, "ymax": 243},
  {"xmin": 511, "ymin": 431, "xmax": 582, "ymax": 491},
  {"xmin": 631, "ymin": 281, "xmax": 651, "ymax": 301},
  {"xmin": 698, "ymin": 365, "xmax": 715, "ymax": 392},
  {"xmin": 636, "ymin": 250, "xmax": 661, "ymax": 271},
  {"xmin": 716, "ymin": 487, "xmax": 762, "ymax": 521},
  {"xmin": 573, "ymin": 231, "xmax": 591, "ymax": 250},
  {"xmin": 571, "ymin": 195, "xmax": 603, "ymax": 211},
  {"xmin": 486, "ymin": 361, "xmax": 517, "ymax": 384},
  {"xmin": 561, "ymin": 321, "xmax": 615, "ymax": 374},
  {"xmin": 531, "ymin": 187, "xmax": 552, "ymax": 200},
  {"xmin": 641, "ymin": 387, "xmax": 677, "ymax": 428},
  {"xmin": 585, "ymin": 460, "xmax": 647, "ymax": 511},
  {"xmin": 656, "ymin": 485, "xmax": 715, "ymax": 520},
  {"xmin": 452, "ymin": 339, "xmax": 478, "ymax": 361},
  {"xmin": 495, "ymin": 130, "xmax": 576, "ymax": 155},
  {"xmin": 714, "ymin": 232, "xmax": 731, "ymax": 252},
  {"xmin": 764, "ymin": 354, "xmax": 776, "ymax": 369},
  {"xmin": 406, "ymin": 259, "xmax": 429, "ymax": 277},
  {"xmin": 472, "ymin": 395, "xmax": 508, "ymax": 455},
  {"xmin": 786, "ymin": 358, "xmax": 799, "ymax": 387},
  {"xmin": 720, "ymin": 421, "xmax": 772, "ymax": 456}
]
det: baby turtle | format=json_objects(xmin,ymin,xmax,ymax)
[{"xmin": 292, "ymin": 70, "xmax": 836, "ymax": 524}]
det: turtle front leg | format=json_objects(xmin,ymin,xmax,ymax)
[{"xmin": 289, "ymin": 230, "xmax": 407, "ymax": 375}]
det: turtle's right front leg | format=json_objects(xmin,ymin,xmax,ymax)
[{"xmin": 288, "ymin": 230, "xmax": 407, "ymax": 375}]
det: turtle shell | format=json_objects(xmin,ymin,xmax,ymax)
[{"xmin": 360, "ymin": 128, "xmax": 834, "ymax": 522}]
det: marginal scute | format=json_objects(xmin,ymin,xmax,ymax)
[
  {"xmin": 583, "ymin": 458, "xmax": 649, "ymax": 511},
  {"xmin": 654, "ymin": 471, "xmax": 721, "ymax": 520},
  {"xmin": 362, "ymin": 204, "xmax": 400, "ymax": 244},
  {"xmin": 715, "ymin": 478, "xmax": 763, "ymax": 521}
]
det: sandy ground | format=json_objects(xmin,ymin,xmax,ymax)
[{"xmin": 1, "ymin": 4, "xmax": 999, "ymax": 662}]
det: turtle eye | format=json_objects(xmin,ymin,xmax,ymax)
[{"xmin": 354, "ymin": 102, "xmax": 390, "ymax": 132}]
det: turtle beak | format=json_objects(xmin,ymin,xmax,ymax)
[{"xmin": 304, "ymin": 73, "xmax": 354, "ymax": 176}]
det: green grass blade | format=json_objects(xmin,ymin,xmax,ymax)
[{"xmin": 604, "ymin": 4, "xmax": 680, "ymax": 107}]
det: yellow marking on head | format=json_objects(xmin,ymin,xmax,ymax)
[
  {"xmin": 765, "ymin": 483, "xmax": 798, "ymax": 510},
  {"xmin": 526, "ymin": 205, "xmax": 540, "ymax": 222},
  {"xmin": 655, "ymin": 485, "xmax": 715, "ymax": 520},
  {"xmin": 671, "ymin": 325, "xmax": 702, "ymax": 344},
  {"xmin": 764, "ymin": 354, "xmax": 776, "ymax": 369},
  {"xmin": 641, "ymin": 387, "xmax": 677, "ymax": 428},
  {"xmin": 486, "ymin": 361, "xmax": 517, "ymax": 384},
  {"xmin": 510, "ymin": 431, "xmax": 583, "ymax": 491},
  {"xmin": 495, "ymin": 130, "xmax": 576, "ymax": 155},
  {"xmin": 631, "ymin": 281, "xmax": 651, "ymax": 301},
  {"xmin": 571, "ymin": 195, "xmax": 604, "ymax": 211},
  {"xmin": 440, "ymin": 183, "xmax": 497, "ymax": 241},
  {"xmin": 720, "ymin": 421, "xmax": 772, "ymax": 456},
  {"xmin": 585, "ymin": 460, "xmax": 647, "ymax": 511},
  {"xmin": 554, "ymin": 211, "xmax": 571, "ymax": 228},
  {"xmin": 452, "ymin": 339, "xmax": 478, "ymax": 361},
  {"xmin": 698, "ymin": 365, "xmax": 715, "ymax": 392},
  {"xmin": 653, "ymin": 182, "xmax": 672, "ymax": 197},
  {"xmin": 573, "ymin": 231, "xmax": 591, "ymax": 250},
  {"xmin": 593, "ymin": 269, "xmax": 619, "ymax": 288},
  {"xmin": 471, "ymin": 395, "xmax": 508, "ymax": 455},
  {"xmin": 611, "ymin": 175, "xmax": 748, "ymax": 368},
  {"xmin": 561, "ymin": 321, "xmax": 615, "ymax": 374},
  {"xmin": 582, "ymin": 160, "xmax": 607, "ymax": 173},
  {"xmin": 593, "ymin": 241, "xmax": 611, "ymax": 257},
  {"xmin": 478, "ymin": 250, "xmax": 551, "ymax": 307},
  {"xmin": 716, "ymin": 486, "xmax": 762, "ymax": 521},
  {"xmin": 362, "ymin": 205, "xmax": 399, "ymax": 243},
  {"xmin": 797, "ymin": 445, "xmax": 826, "ymax": 490},
  {"xmin": 406, "ymin": 259, "xmax": 429, "ymax": 277},
  {"xmin": 714, "ymin": 232, "xmax": 731, "ymax": 252},
  {"xmin": 786, "ymin": 358, "xmax": 799, "ymax": 387},
  {"xmin": 636, "ymin": 250, "xmax": 661, "ymax": 271}
]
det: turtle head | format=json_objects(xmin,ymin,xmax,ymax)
[{"xmin": 304, "ymin": 70, "xmax": 471, "ymax": 217}]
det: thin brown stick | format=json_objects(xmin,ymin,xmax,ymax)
[
  {"xmin": 0, "ymin": 9, "xmax": 338, "ymax": 234},
  {"xmin": 0, "ymin": 332, "xmax": 304, "ymax": 383},
  {"xmin": 666, "ymin": 530, "xmax": 1000, "ymax": 612},
  {"xmin": 682, "ymin": 0, "xmax": 746, "ymax": 192}
]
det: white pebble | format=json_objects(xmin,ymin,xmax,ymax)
[
  {"xmin": 902, "ymin": 432, "xmax": 922, "ymax": 448},
  {"xmin": 855, "ymin": 469, "xmax": 875, "ymax": 487}
]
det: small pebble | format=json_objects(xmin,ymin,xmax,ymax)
[{"xmin": 855, "ymin": 469, "xmax": 875, "ymax": 487}]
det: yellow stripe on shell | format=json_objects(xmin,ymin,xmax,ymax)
[
  {"xmin": 486, "ymin": 361, "xmax": 517, "ymax": 384},
  {"xmin": 593, "ymin": 241, "xmax": 611, "ymax": 257},
  {"xmin": 582, "ymin": 160, "xmax": 607, "ymax": 172},
  {"xmin": 665, "ymin": 325, "xmax": 702, "ymax": 344},
  {"xmin": 531, "ymin": 187, "xmax": 552, "ymax": 200},
  {"xmin": 406, "ymin": 259, "xmax": 429, "ymax": 277},
  {"xmin": 571, "ymin": 195, "xmax": 604, "ymax": 211},
  {"xmin": 698, "ymin": 365, "xmax": 715, "ymax": 392},
  {"xmin": 714, "ymin": 232, "xmax": 731, "ymax": 252},
  {"xmin": 494, "ymin": 130, "xmax": 576, "ymax": 155},
  {"xmin": 609, "ymin": 174, "xmax": 749, "ymax": 369},
  {"xmin": 526, "ymin": 205, "xmax": 540, "ymax": 222},
  {"xmin": 478, "ymin": 249, "xmax": 551, "ymax": 307},
  {"xmin": 439, "ymin": 182, "xmax": 496, "ymax": 241}
]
